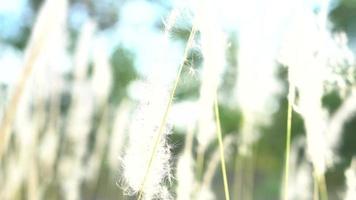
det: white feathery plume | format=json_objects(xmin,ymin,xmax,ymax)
[
  {"xmin": 121, "ymin": 79, "xmax": 173, "ymax": 199},
  {"xmin": 176, "ymin": 150, "xmax": 195, "ymax": 200},
  {"xmin": 38, "ymin": 72, "xmax": 65, "ymax": 178},
  {"xmin": 58, "ymin": 19, "xmax": 95, "ymax": 200},
  {"xmin": 91, "ymin": 38, "xmax": 113, "ymax": 104},
  {"xmin": 73, "ymin": 20, "xmax": 96, "ymax": 81},
  {"xmin": 233, "ymin": 1, "xmax": 286, "ymax": 199},
  {"xmin": 234, "ymin": 0, "xmax": 286, "ymax": 155},
  {"xmin": 121, "ymin": 8, "xmax": 186, "ymax": 199},
  {"xmin": 34, "ymin": 10, "xmax": 68, "ymax": 198},
  {"xmin": 176, "ymin": 123, "xmax": 196, "ymax": 200},
  {"xmin": 344, "ymin": 158, "xmax": 356, "ymax": 200},
  {"xmin": 195, "ymin": 0, "xmax": 226, "ymax": 152},
  {"xmin": 35, "ymin": 0, "xmax": 68, "ymax": 183},
  {"xmin": 278, "ymin": 1, "xmax": 353, "ymax": 176},
  {"xmin": 108, "ymin": 100, "xmax": 131, "ymax": 171},
  {"xmin": 60, "ymin": 84, "xmax": 94, "ymax": 200},
  {"xmin": 83, "ymin": 37, "xmax": 113, "ymax": 181},
  {"xmin": 285, "ymin": 136, "xmax": 313, "ymax": 200},
  {"xmin": 278, "ymin": 3, "xmax": 356, "ymax": 184}
]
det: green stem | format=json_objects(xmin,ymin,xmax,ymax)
[
  {"xmin": 283, "ymin": 73, "xmax": 294, "ymax": 200},
  {"xmin": 214, "ymin": 94, "xmax": 230, "ymax": 200}
]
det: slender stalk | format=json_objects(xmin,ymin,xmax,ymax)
[
  {"xmin": 136, "ymin": 26, "xmax": 197, "ymax": 200},
  {"xmin": 214, "ymin": 94, "xmax": 230, "ymax": 200},
  {"xmin": 283, "ymin": 75, "xmax": 295, "ymax": 200},
  {"xmin": 316, "ymin": 173, "xmax": 328, "ymax": 200}
]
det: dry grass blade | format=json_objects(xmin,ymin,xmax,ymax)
[{"xmin": 0, "ymin": 0, "xmax": 68, "ymax": 159}]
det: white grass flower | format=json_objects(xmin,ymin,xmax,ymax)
[
  {"xmin": 120, "ymin": 7, "xmax": 192, "ymax": 199},
  {"xmin": 121, "ymin": 79, "xmax": 173, "ymax": 199},
  {"xmin": 195, "ymin": 0, "xmax": 226, "ymax": 151},
  {"xmin": 344, "ymin": 158, "xmax": 356, "ymax": 200},
  {"xmin": 91, "ymin": 38, "xmax": 112, "ymax": 104},
  {"xmin": 59, "ymin": 20, "xmax": 96, "ymax": 199},
  {"xmin": 60, "ymin": 84, "xmax": 94, "ymax": 200},
  {"xmin": 38, "ymin": 72, "xmax": 64, "ymax": 177},
  {"xmin": 73, "ymin": 20, "xmax": 96, "ymax": 81},
  {"xmin": 108, "ymin": 100, "xmax": 131, "ymax": 171},
  {"xmin": 282, "ymin": 2, "xmax": 354, "ymax": 176},
  {"xmin": 233, "ymin": 1, "xmax": 285, "ymax": 158},
  {"xmin": 176, "ymin": 149, "xmax": 195, "ymax": 200},
  {"xmin": 285, "ymin": 136, "xmax": 313, "ymax": 200}
]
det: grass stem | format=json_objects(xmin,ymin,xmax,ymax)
[
  {"xmin": 214, "ymin": 94, "xmax": 230, "ymax": 200},
  {"xmin": 283, "ymin": 72, "xmax": 295, "ymax": 200}
]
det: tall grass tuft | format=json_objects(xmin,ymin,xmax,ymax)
[
  {"xmin": 58, "ymin": 19, "xmax": 95, "ymax": 200},
  {"xmin": 120, "ymin": 9, "xmax": 189, "ymax": 199},
  {"xmin": 121, "ymin": 79, "xmax": 173, "ymax": 199},
  {"xmin": 1, "ymin": 0, "xmax": 356, "ymax": 199}
]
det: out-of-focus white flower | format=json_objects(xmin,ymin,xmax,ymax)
[
  {"xmin": 61, "ymin": 83, "xmax": 94, "ymax": 200},
  {"xmin": 278, "ymin": 1, "xmax": 356, "ymax": 174},
  {"xmin": 73, "ymin": 20, "xmax": 96, "ymax": 81},
  {"xmin": 344, "ymin": 158, "xmax": 356, "ymax": 200},
  {"xmin": 176, "ymin": 150, "xmax": 195, "ymax": 200},
  {"xmin": 285, "ymin": 136, "xmax": 313, "ymax": 200},
  {"xmin": 195, "ymin": 0, "xmax": 226, "ymax": 152},
  {"xmin": 108, "ymin": 101, "xmax": 131, "ymax": 171},
  {"xmin": 91, "ymin": 38, "xmax": 113, "ymax": 104}
]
